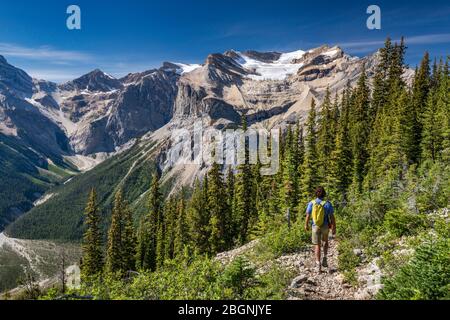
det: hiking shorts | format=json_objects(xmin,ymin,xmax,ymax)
[{"xmin": 312, "ymin": 225, "xmax": 329, "ymax": 245}]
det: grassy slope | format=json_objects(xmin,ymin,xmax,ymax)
[{"xmin": 6, "ymin": 139, "xmax": 164, "ymax": 241}]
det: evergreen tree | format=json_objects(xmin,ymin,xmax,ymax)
[
  {"xmin": 300, "ymin": 99, "xmax": 319, "ymax": 203},
  {"xmin": 135, "ymin": 174, "xmax": 162, "ymax": 271},
  {"xmin": 81, "ymin": 189, "xmax": 103, "ymax": 280},
  {"xmin": 281, "ymin": 125, "xmax": 302, "ymax": 219},
  {"xmin": 122, "ymin": 198, "xmax": 136, "ymax": 272},
  {"xmin": 155, "ymin": 204, "xmax": 166, "ymax": 269},
  {"xmin": 409, "ymin": 52, "xmax": 431, "ymax": 163},
  {"xmin": 370, "ymin": 37, "xmax": 393, "ymax": 124},
  {"xmin": 174, "ymin": 196, "xmax": 188, "ymax": 257},
  {"xmin": 317, "ymin": 88, "xmax": 336, "ymax": 189},
  {"xmin": 208, "ymin": 162, "xmax": 227, "ymax": 253},
  {"xmin": 186, "ymin": 179, "xmax": 210, "ymax": 254},
  {"xmin": 422, "ymin": 59, "xmax": 449, "ymax": 162},
  {"xmin": 105, "ymin": 190, "xmax": 135, "ymax": 274},
  {"xmin": 225, "ymin": 166, "xmax": 235, "ymax": 246},
  {"xmin": 366, "ymin": 38, "xmax": 408, "ymax": 189},
  {"xmin": 163, "ymin": 197, "xmax": 177, "ymax": 260},
  {"xmin": 350, "ymin": 65, "xmax": 370, "ymax": 193},
  {"xmin": 329, "ymin": 92, "xmax": 353, "ymax": 204},
  {"xmin": 234, "ymin": 115, "xmax": 254, "ymax": 244}
]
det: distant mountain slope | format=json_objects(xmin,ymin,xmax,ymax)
[
  {"xmin": 6, "ymin": 137, "xmax": 163, "ymax": 240},
  {"xmin": 0, "ymin": 135, "xmax": 76, "ymax": 231}
]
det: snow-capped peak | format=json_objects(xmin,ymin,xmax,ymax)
[
  {"xmin": 172, "ymin": 63, "xmax": 202, "ymax": 75},
  {"xmin": 276, "ymin": 49, "xmax": 306, "ymax": 64},
  {"xmin": 235, "ymin": 49, "xmax": 306, "ymax": 81}
]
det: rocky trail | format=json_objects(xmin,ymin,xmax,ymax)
[
  {"xmin": 217, "ymin": 238, "xmax": 381, "ymax": 300},
  {"xmin": 283, "ymin": 240, "xmax": 357, "ymax": 300}
]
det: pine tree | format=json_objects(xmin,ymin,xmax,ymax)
[
  {"xmin": 105, "ymin": 190, "xmax": 134, "ymax": 274},
  {"xmin": 317, "ymin": 88, "xmax": 336, "ymax": 189},
  {"xmin": 300, "ymin": 99, "xmax": 319, "ymax": 203},
  {"xmin": 438, "ymin": 59, "xmax": 450, "ymax": 162},
  {"xmin": 422, "ymin": 59, "xmax": 449, "ymax": 162},
  {"xmin": 122, "ymin": 198, "xmax": 136, "ymax": 272},
  {"xmin": 281, "ymin": 125, "xmax": 301, "ymax": 219},
  {"xmin": 234, "ymin": 115, "xmax": 254, "ymax": 244},
  {"xmin": 349, "ymin": 65, "xmax": 370, "ymax": 193},
  {"xmin": 370, "ymin": 37, "xmax": 393, "ymax": 124},
  {"xmin": 174, "ymin": 196, "xmax": 189, "ymax": 256},
  {"xmin": 135, "ymin": 174, "xmax": 162, "ymax": 271},
  {"xmin": 155, "ymin": 201, "xmax": 166, "ymax": 269},
  {"xmin": 225, "ymin": 166, "xmax": 235, "ymax": 246},
  {"xmin": 366, "ymin": 38, "xmax": 408, "ymax": 189},
  {"xmin": 372, "ymin": 86, "xmax": 409, "ymax": 181},
  {"xmin": 81, "ymin": 189, "xmax": 103, "ymax": 280},
  {"xmin": 329, "ymin": 92, "xmax": 353, "ymax": 204},
  {"xmin": 163, "ymin": 197, "xmax": 177, "ymax": 260},
  {"xmin": 186, "ymin": 179, "xmax": 210, "ymax": 254},
  {"xmin": 208, "ymin": 162, "xmax": 227, "ymax": 253},
  {"xmin": 409, "ymin": 52, "xmax": 431, "ymax": 163}
]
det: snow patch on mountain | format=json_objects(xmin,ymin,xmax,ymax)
[
  {"xmin": 237, "ymin": 49, "xmax": 306, "ymax": 81},
  {"xmin": 173, "ymin": 63, "xmax": 202, "ymax": 74}
]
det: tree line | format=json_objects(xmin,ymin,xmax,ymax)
[{"xmin": 80, "ymin": 37, "xmax": 449, "ymax": 279}]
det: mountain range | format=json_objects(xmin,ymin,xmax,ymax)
[{"xmin": 0, "ymin": 45, "xmax": 413, "ymax": 239}]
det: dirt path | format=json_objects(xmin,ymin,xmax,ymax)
[{"xmin": 281, "ymin": 240, "xmax": 358, "ymax": 300}]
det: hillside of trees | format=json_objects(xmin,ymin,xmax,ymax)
[
  {"xmin": 0, "ymin": 134, "xmax": 76, "ymax": 232},
  {"xmin": 6, "ymin": 140, "xmax": 162, "ymax": 240}
]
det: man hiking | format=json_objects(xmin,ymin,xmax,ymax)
[{"xmin": 304, "ymin": 186, "xmax": 336, "ymax": 273}]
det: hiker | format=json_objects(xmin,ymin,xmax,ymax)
[{"xmin": 304, "ymin": 186, "xmax": 336, "ymax": 273}]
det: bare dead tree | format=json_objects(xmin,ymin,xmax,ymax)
[
  {"xmin": 58, "ymin": 248, "xmax": 67, "ymax": 294},
  {"xmin": 18, "ymin": 268, "xmax": 41, "ymax": 300}
]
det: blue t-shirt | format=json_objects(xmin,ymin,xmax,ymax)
[{"xmin": 306, "ymin": 198, "xmax": 334, "ymax": 226}]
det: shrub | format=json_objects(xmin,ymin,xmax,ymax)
[
  {"xmin": 383, "ymin": 209, "xmax": 427, "ymax": 237},
  {"xmin": 378, "ymin": 233, "xmax": 450, "ymax": 300},
  {"xmin": 220, "ymin": 257, "xmax": 256, "ymax": 299},
  {"xmin": 337, "ymin": 240, "xmax": 360, "ymax": 285},
  {"xmin": 260, "ymin": 220, "xmax": 309, "ymax": 257}
]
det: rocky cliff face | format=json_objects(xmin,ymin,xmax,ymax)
[{"xmin": 147, "ymin": 45, "xmax": 385, "ymax": 189}]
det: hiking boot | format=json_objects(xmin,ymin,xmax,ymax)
[
  {"xmin": 322, "ymin": 257, "xmax": 328, "ymax": 268},
  {"xmin": 316, "ymin": 261, "xmax": 322, "ymax": 273}
]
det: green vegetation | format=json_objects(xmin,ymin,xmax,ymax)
[
  {"xmin": 378, "ymin": 221, "xmax": 449, "ymax": 300},
  {"xmin": 0, "ymin": 247, "xmax": 29, "ymax": 292},
  {"xmin": 7, "ymin": 141, "xmax": 160, "ymax": 240},
  {"xmin": 0, "ymin": 135, "xmax": 75, "ymax": 231}
]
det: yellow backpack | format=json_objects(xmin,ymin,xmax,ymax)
[{"xmin": 311, "ymin": 200, "xmax": 326, "ymax": 227}]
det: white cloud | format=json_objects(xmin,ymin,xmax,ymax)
[
  {"xmin": 338, "ymin": 33, "xmax": 450, "ymax": 53},
  {"xmin": 0, "ymin": 42, "xmax": 92, "ymax": 62},
  {"xmin": 25, "ymin": 69, "xmax": 86, "ymax": 82}
]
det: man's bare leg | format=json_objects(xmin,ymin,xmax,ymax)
[
  {"xmin": 315, "ymin": 244, "xmax": 321, "ymax": 272},
  {"xmin": 322, "ymin": 240, "xmax": 329, "ymax": 267}
]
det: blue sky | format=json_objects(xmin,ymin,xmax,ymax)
[{"xmin": 0, "ymin": 0, "xmax": 449, "ymax": 82}]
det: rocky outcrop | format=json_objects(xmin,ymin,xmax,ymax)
[
  {"xmin": 0, "ymin": 55, "xmax": 33, "ymax": 98},
  {"xmin": 59, "ymin": 69, "xmax": 123, "ymax": 92}
]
